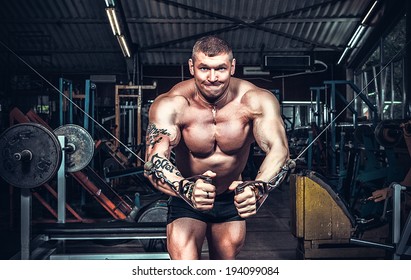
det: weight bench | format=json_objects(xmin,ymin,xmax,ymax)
[{"xmin": 33, "ymin": 220, "xmax": 169, "ymax": 260}]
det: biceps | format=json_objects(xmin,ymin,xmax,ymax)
[
  {"xmin": 254, "ymin": 118, "xmax": 287, "ymax": 152},
  {"xmin": 145, "ymin": 122, "xmax": 179, "ymax": 159}
]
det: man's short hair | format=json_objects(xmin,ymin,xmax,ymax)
[{"xmin": 192, "ymin": 35, "xmax": 233, "ymax": 62}]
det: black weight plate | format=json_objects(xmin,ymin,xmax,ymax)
[
  {"xmin": 374, "ymin": 120, "xmax": 403, "ymax": 148},
  {"xmin": 137, "ymin": 200, "xmax": 168, "ymax": 252},
  {"xmin": 137, "ymin": 201, "xmax": 168, "ymax": 223},
  {"xmin": 0, "ymin": 123, "xmax": 61, "ymax": 188},
  {"xmin": 54, "ymin": 124, "xmax": 94, "ymax": 172}
]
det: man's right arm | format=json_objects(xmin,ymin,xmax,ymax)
[
  {"xmin": 144, "ymin": 95, "xmax": 217, "ymax": 211},
  {"xmin": 144, "ymin": 95, "xmax": 184, "ymax": 197}
]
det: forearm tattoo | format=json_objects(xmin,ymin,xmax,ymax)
[
  {"xmin": 145, "ymin": 153, "xmax": 182, "ymax": 191},
  {"xmin": 144, "ymin": 153, "xmax": 201, "ymax": 208},
  {"xmin": 146, "ymin": 123, "xmax": 171, "ymax": 149},
  {"xmin": 151, "ymin": 153, "xmax": 182, "ymax": 178}
]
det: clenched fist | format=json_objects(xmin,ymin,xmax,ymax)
[
  {"xmin": 229, "ymin": 181, "xmax": 257, "ymax": 218},
  {"xmin": 191, "ymin": 170, "xmax": 216, "ymax": 211}
]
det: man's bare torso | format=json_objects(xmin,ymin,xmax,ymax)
[{"xmin": 170, "ymin": 78, "xmax": 260, "ymax": 193}]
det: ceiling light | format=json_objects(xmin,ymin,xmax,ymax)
[
  {"xmin": 347, "ymin": 25, "xmax": 366, "ymax": 48},
  {"xmin": 105, "ymin": 8, "xmax": 121, "ymax": 35},
  {"xmin": 117, "ymin": 35, "xmax": 131, "ymax": 57},
  {"xmin": 337, "ymin": 48, "xmax": 350, "ymax": 65},
  {"xmin": 337, "ymin": 1, "xmax": 380, "ymax": 65},
  {"xmin": 361, "ymin": 1, "xmax": 379, "ymax": 25},
  {"xmin": 105, "ymin": 0, "xmax": 116, "ymax": 8}
]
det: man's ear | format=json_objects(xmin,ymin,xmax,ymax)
[
  {"xmin": 188, "ymin": 58, "xmax": 194, "ymax": 75},
  {"xmin": 230, "ymin": 58, "xmax": 236, "ymax": 75}
]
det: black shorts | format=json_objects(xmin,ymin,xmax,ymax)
[{"xmin": 167, "ymin": 191, "xmax": 245, "ymax": 224}]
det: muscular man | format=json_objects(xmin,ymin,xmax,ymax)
[{"xmin": 144, "ymin": 35, "xmax": 289, "ymax": 260}]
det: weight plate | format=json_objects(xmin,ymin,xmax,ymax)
[
  {"xmin": 137, "ymin": 201, "xmax": 168, "ymax": 223},
  {"xmin": 0, "ymin": 123, "xmax": 62, "ymax": 188},
  {"xmin": 137, "ymin": 200, "xmax": 168, "ymax": 252},
  {"xmin": 54, "ymin": 124, "xmax": 94, "ymax": 172},
  {"xmin": 374, "ymin": 120, "xmax": 403, "ymax": 148}
]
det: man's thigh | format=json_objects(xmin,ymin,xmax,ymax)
[
  {"xmin": 167, "ymin": 217, "xmax": 207, "ymax": 259},
  {"xmin": 207, "ymin": 220, "xmax": 246, "ymax": 259}
]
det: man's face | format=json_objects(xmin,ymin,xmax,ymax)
[{"xmin": 189, "ymin": 52, "xmax": 236, "ymax": 100}]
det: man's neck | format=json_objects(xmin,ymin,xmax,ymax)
[{"xmin": 195, "ymin": 87, "xmax": 230, "ymax": 108}]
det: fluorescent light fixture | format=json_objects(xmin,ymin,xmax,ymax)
[
  {"xmin": 105, "ymin": 4, "xmax": 132, "ymax": 57},
  {"xmin": 338, "ymin": 23, "xmax": 366, "ymax": 64},
  {"xmin": 361, "ymin": 1, "xmax": 379, "ymax": 25},
  {"xmin": 106, "ymin": 8, "xmax": 121, "ymax": 35},
  {"xmin": 105, "ymin": 0, "xmax": 116, "ymax": 8},
  {"xmin": 348, "ymin": 25, "xmax": 366, "ymax": 48},
  {"xmin": 337, "ymin": 1, "xmax": 380, "ymax": 65},
  {"xmin": 384, "ymin": 101, "xmax": 402, "ymax": 104},
  {"xmin": 337, "ymin": 48, "xmax": 350, "ymax": 65},
  {"xmin": 117, "ymin": 35, "xmax": 131, "ymax": 57}
]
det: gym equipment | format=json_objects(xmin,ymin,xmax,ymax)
[
  {"xmin": 0, "ymin": 123, "xmax": 94, "ymax": 188},
  {"xmin": 1, "ymin": 115, "xmax": 168, "ymax": 259},
  {"xmin": 235, "ymin": 159, "xmax": 295, "ymax": 212},
  {"xmin": 54, "ymin": 124, "xmax": 95, "ymax": 173},
  {"xmin": 0, "ymin": 123, "xmax": 61, "ymax": 188},
  {"xmin": 351, "ymin": 182, "xmax": 411, "ymax": 259},
  {"xmin": 35, "ymin": 220, "xmax": 168, "ymax": 260},
  {"xmin": 114, "ymin": 83, "xmax": 157, "ymax": 164},
  {"xmin": 59, "ymin": 78, "xmax": 96, "ymax": 136},
  {"xmin": 292, "ymin": 169, "xmax": 411, "ymax": 259},
  {"xmin": 374, "ymin": 120, "xmax": 404, "ymax": 148},
  {"xmin": 7, "ymin": 108, "xmax": 136, "ymax": 221},
  {"xmin": 290, "ymin": 171, "xmax": 389, "ymax": 259},
  {"xmin": 345, "ymin": 120, "xmax": 407, "ymax": 207},
  {"xmin": 136, "ymin": 200, "xmax": 168, "ymax": 252},
  {"xmin": 0, "ymin": 122, "xmax": 95, "ymax": 259}
]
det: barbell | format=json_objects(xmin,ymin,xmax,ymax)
[{"xmin": 0, "ymin": 123, "xmax": 94, "ymax": 188}]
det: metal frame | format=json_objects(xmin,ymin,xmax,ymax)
[
  {"xmin": 49, "ymin": 253, "xmax": 169, "ymax": 260},
  {"xmin": 58, "ymin": 78, "xmax": 73, "ymax": 126},
  {"xmin": 350, "ymin": 182, "xmax": 411, "ymax": 259},
  {"xmin": 17, "ymin": 139, "xmax": 67, "ymax": 260},
  {"xmin": 114, "ymin": 83, "xmax": 156, "ymax": 164}
]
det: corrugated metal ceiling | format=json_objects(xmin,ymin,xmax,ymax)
[{"xmin": 0, "ymin": 0, "xmax": 393, "ymax": 75}]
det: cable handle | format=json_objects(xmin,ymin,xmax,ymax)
[{"xmin": 234, "ymin": 159, "xmax": 295, "ymax": 212}]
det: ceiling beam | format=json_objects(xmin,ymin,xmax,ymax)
[
  {"xmin": 144, "ymin": 0, "xmax": 348, "ymax": 51},
  {"xmin": 0, "ymin": 19, "xmax": 108, "ymax": 24},
  {"xmin": 125, "ymin": 17, "xmax": 359, "ymax": 24},
  {"xmin": 139, "ymin": 24, "xmax": 242, "ymax": 51},
  {"xmin": 143, "ymin": 47, "xmax": 340, "ymax": 53},
  {"xmin": 0, "ymin": 16, "xmax": 359, "ymax": 25},
  {"xmin": 254, "ymin": 0, "xmax": 344, "ymax": 24}
]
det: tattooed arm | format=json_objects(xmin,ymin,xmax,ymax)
[
  {"xmin": 144, "ymin": 95, "xmax": 184, "ymax": 197},
  {"xmin": 144, "ymin": 94, "xmax": 216, "ymax": 211}
]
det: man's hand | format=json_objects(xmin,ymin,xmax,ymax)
[
  {"xmin": 369, "ymin": 188, "xmax": 391, "ymax": 202},
  {"xmin": 191, "ymin": 170, "xmax": 216, "ymax": 211},
  {"xmin": 229, "ymin": 181, "xmax": 257, "ymax": 218}
]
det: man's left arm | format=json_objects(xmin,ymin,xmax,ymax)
[
  {"xmin": 253, "ymin": 92, "xmax": 289, "ymax": 183},
  {"xmin": 231, "ymin": 90, "xmax": 289, "ymax": 218}
]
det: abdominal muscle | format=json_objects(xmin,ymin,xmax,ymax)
[{"xmin": 174, "ymin": 122, "xmax": 253, "ymax": 194}]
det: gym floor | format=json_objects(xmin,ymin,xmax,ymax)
[
  {"xmin": 0, "ymin": 177, "xmax": 401, "ymax": 260},
  {"xmin": 0, "ymin": 181, "xmax": 298, "ymax": 260}
]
